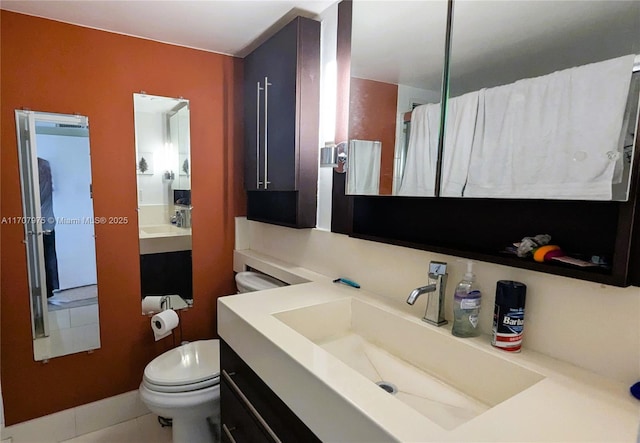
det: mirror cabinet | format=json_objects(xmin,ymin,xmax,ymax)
[
  {"xmin": 445, "ymin": 1, "xmax": 639, "ymax": 201},
  {"xmin": 345, "ymin": 0, "xmax": 639, "ymax": 200},
  {"xmin": 332, "ymin": 0, "xmax": 640, "ymax": 287},
  {"xmin": 347, "ymin": 0, "xmax": 447, "ymax": 196},
  {"xmin": 244, "ymin": 16, "xmax": 321, "ymax": 228}
]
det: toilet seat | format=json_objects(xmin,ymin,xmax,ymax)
[
  {"xmin": 143, "ymin": 339, "xmax": 220, "ymax": 393},
  {"xmin": 235, "ymin": 271, "xmax": 286, "ymax": 293},
  {"xmin": 143, "ymin": 375, "xmax": 220, "ymax": 393}
]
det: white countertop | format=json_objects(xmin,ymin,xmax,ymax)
[
  {"xmin": 138, "ymin": 224, "xmax": 192, "ymax": 239},
  {"xmin": 138, "ymin": 224, "xmax": 192, "ymax": 254},
  {"xmin": 218, "ymin": 250, "xmax": 640, "ymax": 442}
]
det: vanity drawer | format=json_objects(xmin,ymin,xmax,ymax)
[
  {"xmin": 221, "ymin": 378, "xmax": 272, "ymax": 443},
  {"xmin": 220, "ymin": 340, "xmax": 320, "ymax": 443}
]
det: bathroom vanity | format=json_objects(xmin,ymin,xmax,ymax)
[
  {"xmin": 218, "ymin": 251, "xmax": 639, "ymax": 442},
  {"xmin": 220, "ymin": 340, "xmax": 320, "ymax": 442}
]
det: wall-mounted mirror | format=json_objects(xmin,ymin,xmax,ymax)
[
  {"xmin": 344, "ymin": 0, "xmax": 639, "ymax": 201},
  {"xmin": 133, "ymin": 93, "xmax": 193, "ymax": 313},
  {"xmin": 346, "ymin": 0, "xmax": 448, "ymax": 196},
  {"xmin": 444, "ymin": 0, "xmax": 640, "ymax": 201},
  {"xmin": 15, "ymin": 110, "xmax": 100, "ymax": 361}
]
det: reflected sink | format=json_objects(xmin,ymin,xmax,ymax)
[
  {"xmin": 274, "ymin": 298, "xmax": 544, "ymax": 430},
  {"xmin": 141, "ymin": 224, "xmax": 189, "ymax": 235},
  {"xmin": 139, "ymin": 224, "xmax": 192, "ymax": 254}
]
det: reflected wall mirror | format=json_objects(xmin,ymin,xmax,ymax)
[
  {"xmin": 344, "ymin": 0, "xmax": 640, "ymax": 201},
  {"xmin": 346, "ymin": 0, "xmax": 447, "ymax": 196},
  {"xmin": 133, "ymin": 93, "xmax": 193, "ymax": 313},
  {"xmin": 15, "ymin": 110, "xmax": 100, "ymax": 361}
]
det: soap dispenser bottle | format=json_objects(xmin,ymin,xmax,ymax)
[{"xmin": 452, "ymin": 260, "xmax": 481, "ymax": 337}]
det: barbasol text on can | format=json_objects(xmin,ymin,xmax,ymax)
[{"xmin": 491, "ymin": 280, "xmax": 526, "ymax": 352}]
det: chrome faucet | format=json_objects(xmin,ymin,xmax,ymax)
[{"xmin": 406, "ymin": 261, "xmax": 448, "ymax": 326}]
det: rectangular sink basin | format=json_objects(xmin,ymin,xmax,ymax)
[
  {"xmin": 138, "ymin": 225, "xmax": 192, "ymax": 254},
  {"xmin": 141, "ymin": 225, "xmax": 188, "ymax": 235},
  {"xmin": 274, "ymin": 298, "xmax": 544, "ymax": 430}
]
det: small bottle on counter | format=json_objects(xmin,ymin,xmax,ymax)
[
  {"xmin": 452, "ymin": 261, "xmax": 482, "ymax": 337},
  {"xmin": 491, "ymin": 280, "xmax": 527, "ymax": 352}
]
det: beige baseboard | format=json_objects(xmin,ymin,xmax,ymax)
[{"xmin": 1, "ymin": 390, "xmax": 149, "ymax": 443}]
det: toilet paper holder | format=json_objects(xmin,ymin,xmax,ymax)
[{"xmin": 142, "ymin": 294, "xmax": 190, "ymax": 316}]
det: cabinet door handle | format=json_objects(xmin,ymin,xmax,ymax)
[
  {"xmin": 256, "ymin": 81, "xmax": 264, "ymax": 189},
  {"xmin": 222, "ymin": 369, "xmax": 282, "ymax": 443},
  {"xmin": 263, "ymin": 76, "xmax": 272, "ymax": 189},
  {"xmin": 222, "ymin": 424, "xmax": 237, "ymax": 443}
]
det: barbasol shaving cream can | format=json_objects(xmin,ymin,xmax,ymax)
[{"xmin": 492, "ymin": 281, "xmax": 527, "ymax": 352}]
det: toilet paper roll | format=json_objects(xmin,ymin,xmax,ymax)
[
  {"xmin": 142, "ymin": 296, "xmax": 167, "ymax": 315},
  {"xmin": 151, "ymin": 309, "xmax": 179, "ymax": 341}
]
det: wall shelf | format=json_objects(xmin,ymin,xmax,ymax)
[
  {"xmin": 352, "ymin": 233, "xmax": 624, "ymax": 286},
  {"xmin": 348, "ymin": 194, "xmax": 640, "ymax": 288}
]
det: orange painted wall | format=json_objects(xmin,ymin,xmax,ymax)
[
  {"xmin": 1, "ymin": 11, "xmax": 244, "ymax": 425},
  {"xmin": 349, "ymin": 77, "xmax": 398, "ymax": 195}
]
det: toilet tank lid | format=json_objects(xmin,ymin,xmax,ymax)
[
  {"xmin": 144, "ymin": 339, "xmax": 220, "ymax": 386},
  {"xmin": 235, "ymin": 271, "xmax": 285, "ymax": 291}
]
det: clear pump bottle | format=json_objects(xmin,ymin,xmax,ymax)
[{"xmin": 452, "ymin": 261, "xmax": 481, "ymax": 337}]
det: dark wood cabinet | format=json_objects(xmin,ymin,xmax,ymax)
[
  {"xmin": 220, "ymin": 340, "xmax": 321, "ymax": 443},
  {"xmin": 140, "ymin": 251, "xmax": 192, "ymax": 301},
  {"xmin": 244, "ymin": 16, "xmax": 320, "ymax": 228},
  {"xmin": 345, "ymin": 196, "xmax": 638, "ymax": 286}
]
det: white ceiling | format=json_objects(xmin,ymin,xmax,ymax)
[
  {"xmin": 3, "ymin": 0, "xmax": 638, "ymax": 96},
  {"xmin": 0, "ymin": 0, "xmax": 336, "ymax": 57}
]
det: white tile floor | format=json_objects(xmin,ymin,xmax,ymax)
[{"xmin": 60, "ymin": 414, "xmax": 171, "ymax": 443}]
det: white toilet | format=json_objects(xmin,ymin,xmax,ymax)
[
  {"xmin": 235, "ymin": 271, "xmax": 285, "ymax": 293},
  {"xmin": 139, "ymin": 272, "xmax": 285, "ymax": 443}
]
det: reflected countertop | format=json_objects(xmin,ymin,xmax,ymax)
[
  {"xmin": 139, "ymin": 224, "xmax": 192, "ymax": 254},
  {"xmin": 138, "ymin": 223, "xmax": 192, "ymax": 239}
]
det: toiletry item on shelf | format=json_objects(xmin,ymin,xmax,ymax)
[
  {"xmin": 452, "ymin": 260, "xmax": 482, "ymax": 337},
  {"xmin": 512, "ymin": 234, "xmax": 601, "ymax": 268},
  {"xmin": 516, "ymin": 234, "xmax": 551, "ymax": 257},
  {"xmin": 550, "ymin": 255, "xmax": 599, "ymax": 267},
  {"xmin": 492, "ymin": 280, "xmax": 527, "ymax": 352},
  {"xmin": 532, "ymin": 244, "xmax": 563, "ymax": 262}
]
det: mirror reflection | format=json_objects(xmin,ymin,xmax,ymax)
[
  {"xmin": 344, "ymin": 0, "xmax": 640, "ymax": 201},
  {"xmin": 445, "ymin": 0, "xmax": 640, "ymax": 201},
  {"xmin": 346, "ymin": 0, "xmax": 448, "ymax": 196},
  {"xmin": 133, "ymin": 93, "xmax": 193, "ymax": 312},
  {"xmin": 15, "ymin": 110, "xmax": 100, "ymax": 361}
]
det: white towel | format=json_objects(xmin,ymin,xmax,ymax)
[
  {"xmin": 347, "ymin": 140, "xmax": 381, "ymax": 195},
  {"xmin": 441, "ymin": 91, "xmax": 479, "ymax": 197},
  {"xmin": 465, "ymin": 54, "xmax": 635, "ymax": 200},
  {"xmin": 613, "ymin": 75, "xmax": 640, "ymax": 185},
  {"xmin": 397, "ymin": 103, "xmax": 440, "ymax": 196}
]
